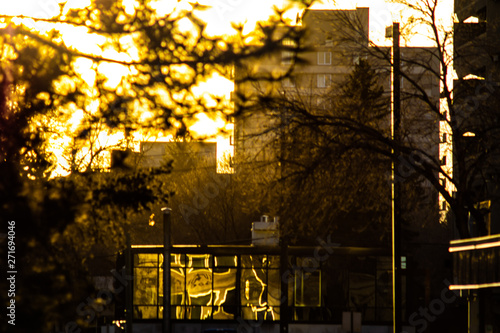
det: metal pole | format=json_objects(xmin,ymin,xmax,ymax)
[
  {"xmin": 162, "ymin": 207, "xmax": 172, "ymax": 333},
  {"xmin": 280, "ymin": 237, "xmax": 289, "ymax": 333},
  {"xmin": 125, "ymin": 232, "xmax": 133, "ymax": 333},
  {"xmin": 392, "ymin": 22, "xmax": 402, "ymax": 333}
]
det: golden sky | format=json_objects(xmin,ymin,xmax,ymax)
[
  {"xmin": 1, "ymin": 0, "xmax": 453, "ymax": 173},
  {"xmin": 2, "ymin": 0, "xmax": 454, "ymax": 43}
]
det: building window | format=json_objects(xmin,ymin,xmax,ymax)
[
  {"xmin": 133, "ymin": 253, "xmax": 238, "ymax": 320},
  {"xmin": 318, "ymin": 51, "xmax": 332, "ymax": 65},
  {"xmin": 282, "ymin": 38, "xmax": 296, "ymax": 65},
  {"xmin": 173, "ymin": 254, "xmax": 237, "ymax": 320},
  {"xmin": 440, "ymin": 133, "xmax": 447, "ymax": 143},
  {"xmin": 240, "ymin": 255, "xmax": 281, "ymax": 321},
  {"xmin": 282, "ymin": 77, "xmax": 296, "ymax": 88},
  {"xmin": 134, "ymin": 253, "xmax": 161, "ymax": 319},
  {"xmin": 132, "ymin": 251, "xmax": 324, "ymax": 322},
  {"xmin": 294, "ymin": 257, "xmax": 321, "ymax": 307},
  {"xmin": 317, "ymin": 74, "xmax": 332, "ymax": 88}
]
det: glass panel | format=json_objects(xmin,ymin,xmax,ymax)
[
  {"xmin": 133, "ymin": 254, "xmax": 160, "ymax": 319},
  {"xmin": 172, "ymin": 305, "xmax": 185, "ymax": 319},
  {"xmin": 186, "ymin": 306, "xmax": 212, "ymax": 320},
  {"xmin": 241, "ymin": 268, "xmax": 267, "ymax": 306},
  {"xmin": 215, "ymin": 255, "xmax": 237, "ymax": 267},
  {"xmin": 294, "ymin": 257, "xmax": 321, "ymax": 307},
  {"xmin": 268, "ymin": 307, "xmax": 280, "ymax": 320},
  {"xmin": 294, "ymin": 270, "xmax": 321, "ymax": 307},
  {"xmin": 190, "ymin": 291, "xmax": 212, "ymax": 305},
  {"xmin": 267, "ymin": 266, "xmax": 281, "ymax": 322},
  {"xmin": 186, "ymin": 269, "xmax": 213, "ymax": 299},
  {"xmin": 241, "ymin": 307, "xmax": 267, "ymax": 321},
  {"xmin": 242, "ymin": 255, "xmax": 267, "ymax": 268},
  {"xmin": 349, "ymin": 256, "xmax": 376, "ymax": 308},
  {"xmin": 171, "ymin": 267, "xmax": 185, "ymax": 305},
  {"xmin": 134, "ymin": 267, "xmax": 158, "ymax": 303},
  {"xmin": 187, "ymin": 254, "xmax": 212, "ymax": 268},
  {"xmin": 267, "ymin": 269, "xmax": 281, "ymax": 306},
  {"xmin": 268, "ymin": 255, "xmax": 280, "ymax": 269},
  {"xmin": 171, "ymin": 253, "xmax": 186, "ymax": 267},
  {"xmin": 134, "ymin": 306, "xmax": 158, "ymax": 319},
  {"xmin": 213, "ymin": 306, "xmax": 236, "ymax": 320},
  {"xmin": 478, "ymin": 250, "xmax": 487, "ymax": 284},
  {"xmin": 213, "ymin": 268, "xmax": 237, "ymax": 305},
  {"xmin": 135, "ymin": 253, "xmax": 158, "ymax": 267}
]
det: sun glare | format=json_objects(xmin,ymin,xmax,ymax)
[{"xmin": 3, "ymin": 0, "xmax": 453, "ymax": 176}]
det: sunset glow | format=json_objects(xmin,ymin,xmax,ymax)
[{"xmin": 2, "ymin": 0, "xmax": 453, "ymax": 175}]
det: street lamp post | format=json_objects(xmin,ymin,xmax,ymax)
[
  {"xmin": 125, "ymin": 232, "xmax": 133, "ymax": 333},
  {"xmin": 387, "ymin": 22, "xmax": 402, "ymax": 333},
  {"xmin": 161, "ymin": 207, "xmax": 172, "ymax": 333}
]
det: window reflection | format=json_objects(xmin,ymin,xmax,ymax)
[
  {"xmin": 170, "ymin": 254, "xmax": 237, "ymax": 320},
  {"xmin": 134, "ymin": 254, "xmax": 160, "ymax": 319},
  {"xmin": 240, "ymin": 255, "xmax": 281, "ymax": 320},
  {"xmin": 133, "ymin": 252, "xmax": 323, "ymax": 322}
]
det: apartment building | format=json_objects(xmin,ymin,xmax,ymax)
[
  {"xmin": 233, "ymin": 8, "xmax": 440, "ymax": 180},
  {"xmin": 450, "ymin": 0, "xmax": 500, "ymax": 331}
]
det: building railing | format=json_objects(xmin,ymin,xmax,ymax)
[{"xmin": 449, "ymin": 234, "xmax": 500, "ymax": 289}]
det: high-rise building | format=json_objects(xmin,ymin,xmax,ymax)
[
  {"xmin": 233, "ymin": 8, "xmax": 441, "ymax": 236},
  {"xmin": 234, "ymin": 8, "xmax": 440, "ymax": 178},
  {"xmin": 453, "ymin": 0, "xmax": 500, "ymax": 236},
  {"xmin": 450, "ymin": 0, "xmax": 500, "ymax": 331}
]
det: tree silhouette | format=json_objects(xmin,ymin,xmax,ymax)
[
  {"xmin": 238, "ymin": 0, "xmax": 500, "ymax": 240},
  {"xmin": 0, "ymin": 0, "xmax": 314, "ymax": 331},
  {"xmin": 246, "ymin": 59, "xmax": 394, "ymax": 246}
]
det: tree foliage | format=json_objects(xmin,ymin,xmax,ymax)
[
  {"xmin": 364, "ymin": 0, "xmax": 500, "ymax": 239},
  {"xmin": 235, "ymin": 58, "xmax": 395, "ymax": 245},
  {"xmin": 242, "ymin": 0, "xmax": 500, "ymax": 240},
  {"xmin": 276, "ymin": 60, "xmax": 393, "ymax": 246},
  {"xmin": 0, "ymin": 0, "xmax": 314, "ymax": 331}
]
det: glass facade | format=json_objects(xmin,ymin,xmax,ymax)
[
  {"xmin": 134, "ymin": 253, "xmax": 162, "ymax": 319},
  {"xmin": 450, "ymin": 237, "xmax": 500, "ymax": 288},
  {"xmin": 240, "ymin": 255, "xmax": 281, "ymax": 320},
  {"xmin": 132, "ymin": 249, "xmax": 392, "ymax": 323}
]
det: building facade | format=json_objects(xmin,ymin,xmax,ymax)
[
  {"xmin": 451, "ymin": 0, "xmax": 500, "ymax": 332},
  {"xmin": 233, "ymin": 8, "xmax": 440, "ymax": 175},
  {"xmin": 118, "ymin": 242, "xmax": 405, "ymax": 333}
]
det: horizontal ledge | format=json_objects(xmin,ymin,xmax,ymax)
[{"xmin": 449, "ymin": 282, "xmax": 500, "ymax": 290}]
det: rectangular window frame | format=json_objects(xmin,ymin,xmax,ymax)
[
  {"xmin": 317, "ymin": 74, "xmax": 332, "ymax": 88},
  {"xmin": 317, "ymin": 51, "xmax": 332, "ymax": 65},
  {"xmin": 282, "ymin": 77, "xmax": 296, "ymax": 88}
]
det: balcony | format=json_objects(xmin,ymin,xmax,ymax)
[{"xmin": 449, "ymin": 234, "xmax": 500, "ymax": 290}]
